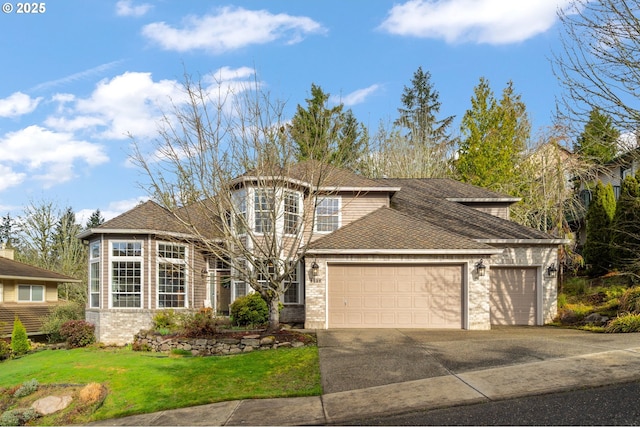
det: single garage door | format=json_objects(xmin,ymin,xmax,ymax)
[
  {"xmin": 490, "ymin": 267, "xmax": 537, "ymax": 325},
  {"xmin": 328, "ymin": 264, "xmax": 463, "ymax": 328}
]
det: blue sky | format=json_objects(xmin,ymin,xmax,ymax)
[{"xmin": 0, "ymin": 0, "xmax": 574, "ymax": 224}]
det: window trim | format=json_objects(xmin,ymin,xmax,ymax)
[
  {"xmin": 284, "ymin": 190, "xmax": 302, "ymax": 236},
  {"xmin": 109, "ymin": 240, "xmax": 143, "ymax": 309},
  {"xmin": 17, "ymin": 284, "xmax": 45, "ymax": 303},
  {"xmin": 156, "ymin": 242, "xmax": 188, "ymax": 309},
  {"xmin": 314, "ymin": 196, "xmax": 341, "ymax": 233},
  {"xmin": 283, "ymin": 261, "xmax": 301, "ymax": 305},
  {"xmin": 254, "ymin": 188, "xmax": 275, "ymax": 234},
  {"xmin": 89, "ymin": 240, "xmax": 101, "ymax": 308}
]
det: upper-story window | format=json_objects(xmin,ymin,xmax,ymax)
[
  {"xmin": 233, "ymin": 189, "xmax": 247, "ymax": 235},
  {"xmin": 111, "ymin": 241, "xmax": 142, "ymax": 308},
  {"xmin": 157, "ymin": 243, "xmax": 187, "ymax": 308},
  {"xmin": 255, "ymin": 189, "xmax": 275, "ymax": 233},
  {"xmin": 315, "ymin": 197, "xmax": 341, "ymax": 232},
  {"xmin": 284, "ymin": 190, "xmax": 301, "ymax": 235}
]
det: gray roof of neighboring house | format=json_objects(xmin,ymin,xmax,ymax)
[
  {"xmin": 307, "ymin": 207, "xmax": 498, "ymax": 252},
  {"xmin": 0, "ymin": 257, "xmax": 80, "ymax": 282}
]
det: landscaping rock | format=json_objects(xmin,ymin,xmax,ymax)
[{"xmin": 31, "ymin": 395, "xmax": 73, "ymax": 415}]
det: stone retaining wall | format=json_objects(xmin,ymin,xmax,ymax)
[{"xmin": 133, "ymin": 332, "xmax": 309, "ymax": 356}]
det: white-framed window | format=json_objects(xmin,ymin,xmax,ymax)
[
  {"xmin": 284, "ymin": 190, "xmax": 301, "ymax": 235},
  {"xmin": 233, "ymin": 260, "xmax": 249, "ymax": 300},
  {"xmin": 256, "ymin": 259, "xmax": 277, "ymax": 290},
  {"xmin": 284, "ymin": 261, "xmax": 301, "ymax": 304},
  {"xmin": 157, "ymin": 243, "xmax": 187, "ymax": 308},
  {"xmin": 232, "ymin": 189, "xmax": 247, "ymax": 235},
  {"xmin": 110, "ymin": 241, "xmax": 142, "ymax": 308},
  {"xmin": 255, "ymin": 189, "xmax": 275, "ymax": 233},
  {"xmin": 18, "ymin": 284, "xmax": 45, "ymax": 302},
  {"xmin": 89, "ymin": 241, "xmax": 100, "ymax": 308},
  {"xmin": 315, "ymin": 196, "xmax": 341, "ymax": 232}
]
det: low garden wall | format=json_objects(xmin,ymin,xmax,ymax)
[{"xmin": 133, "ymin": 331, "xmax": 312, "ymax": 356}]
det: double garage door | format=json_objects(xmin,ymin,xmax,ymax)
[
  {"xmin": 327, "ymin": 264, "xmax": 538, "ymax": 328},
  {"xmin": 328, "ymin": 264, "xmax": 463, "ymax": 328}
]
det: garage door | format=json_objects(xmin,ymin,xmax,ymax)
[
  {"xmin": 490, "ymin": 267, "xmax": 537, "ymax": 325},
  {"xmin": 328, "ymin": 264, "xmax": 463, "ymax": 328}
]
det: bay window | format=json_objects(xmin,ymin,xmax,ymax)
[
  {"xmin": 111, "ymin": 241, "xmax": 142, "ymax": 308},
  {"xmin": 157, "ymin": 243, "xmax": 187, "ymax": 308}
]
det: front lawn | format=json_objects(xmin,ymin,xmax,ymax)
[{"xmin": 0, "ymin": 344, "xmax": 321, "ymax": 425}]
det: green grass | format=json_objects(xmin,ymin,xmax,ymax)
[{"xmin": 0, "ymin": 345, "xmax": 321, "ymax": 423}]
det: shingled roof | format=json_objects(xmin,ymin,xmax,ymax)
[
  {"xmin": 307, "ymin": 207, "xmax": 498, "ymax": 252},
  {"xmin": 0, "ymin": 304, "xmax": 55, "ymax": 335},
  {"xmin": 0, "ymin": 257, "xmax": 80, "ymax": 282},
  {"xmin": 377, "ymin": 178, "xmax": 519, "ymax": 201},
  {"xmin": 384, "ymin": 179, "xmax": 555, "ymax": 241}
]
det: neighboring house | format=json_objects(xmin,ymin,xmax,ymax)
[
  {"xmin": 79, "ymin": 163, "xmax": 567, "ymax": 345},
  {"xmin": 0, "ymin": 245, "xmax": 81, "ymax": 337}
]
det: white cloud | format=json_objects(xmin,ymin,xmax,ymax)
[
  {"xmin": 335, "ymin": 84, "xmax": 381, "ymax": 106},
  {"xmin": 115, "ymin": 0, "xmax": 152, "ymax": 17},
  {"xmin": 0, "ymin": 125, "xmax": 109, "ymax": 188},
  {"xmin": 141, "ymin": 6, "xmax": 327, "ymax": 53},
  {"xmin": 0, "ymin": 92, "xmax": 41, "ymax": 118},
  {"xmin": 77, "ymin": 196, "xmax": 149, "ymax": 224},
  {"xmin": 0, "ymin": 165, "xmax": 26, "ymax": 191},
  {"xmin": 379, "ymin": 0, "xmax": 574, "ymax": 44}
]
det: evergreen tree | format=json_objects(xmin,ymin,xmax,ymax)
[
  {"xmin": 611, "ymin": 175, "xmax": 640, "ymax": 272},
  {"xmin": 394, "ymin": 66, "xmax": 454, "ymax": 148},
  {"xmin": 0, "ymin": 213, "xmax": 17, "ymax": 247},
  {"xmin": 582, "ymin": 181, "xmax": 616, "ymax": 277},
  {"xmin": 11, "ymin": 316, "xmax": 30, "ymax": 355},
  {"xmin": 575, "ymin": 108, "xmax": 619, "ymax": 164},
  {"xmin": 288, "ymin": 83, "xmax": 366, "ymax": 169},
  {"xmin": 456, "ymin": 78, "xmax": 530, "ymax": 194},
  {"xmin": 85, "ymin": 209, "xmax": 105, "ymax": 229}
]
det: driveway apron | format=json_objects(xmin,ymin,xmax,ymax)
[{"xmin": 316, "ymin": 326, "xmax": 640, "ymax": 394}]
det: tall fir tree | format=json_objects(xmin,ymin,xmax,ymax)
[
  {"xmin": 85, "ymin": 209, "xmax": 105, "ymax": 229},
  {"xmin": 394, "ymin": 66, "xmax": 454, "ymax": 148},
  {"xmin": 582, "ymin": 181, "xmax": 616, "ymax": 277},
  {"xmin": 455, "ymin": 78, "xmax": 530, "ymax": 194},
  {"xmin": 611, "ymin": 174, "xmax": 640, "ymax": 273},
  {"xmin": 575, "ymin": 108, "xmax": 619, "ymax": 164},
  {"xmin": 288, "ymin": 83, "xmax": 366, "ymax": 169}
]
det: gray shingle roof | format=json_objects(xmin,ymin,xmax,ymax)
[
  {"xmin": 383, "ymin": 179, "xmax": 553, "ymax": 241},
  {"xmin": 308, "ymin": 207, "xmax": 496, "ymax": 251},
  {"xmin": 377, "ymin": 178, "xmax": 517, "ymax": 201}
]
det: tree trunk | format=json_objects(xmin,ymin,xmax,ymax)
[{"xmin": 267, "ymin": 297, "xmax": 280, "ymax": 332}]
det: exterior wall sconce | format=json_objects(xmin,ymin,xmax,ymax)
[
  {"xmin": 475, "ymin": 259, "xmax": 486, "ymax": 277},
  {"xmin": 310, "ymin": 261, "xmax": 320, "ymax": 278},
  {"xmin": 200, "ymin": 267, "xmax": 209, "ymax": 279},
  {"xmin": 547, "ymin": 263, "xmax": 557, "ymax": 278}
]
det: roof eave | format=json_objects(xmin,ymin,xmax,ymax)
[
  {"xmin": 447, "ymin": 197, "xmax": 521, "ymax": 203},
  {"xmin": 77, "ymin": 228, "xmax": 223, "ymax": 242},
  {"xmin": 0, "ymin": 275, "xmax": 82, "ymax": 283},
  {"xmin": 305, "ymin": 248, "xmax": 503, "ymax": 255},
  {"xmin": 476, "ymin": 238, "xmax": 570, "ymax": 245}
]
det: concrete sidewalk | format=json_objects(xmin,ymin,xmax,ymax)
[{"xmin": 91, "ymin": 328, "xmax": 640, "ymax": 426}]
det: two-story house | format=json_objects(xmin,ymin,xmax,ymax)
[{"xmin": 79, "ymin": 162, "xmax": 566, "ymax": 345}]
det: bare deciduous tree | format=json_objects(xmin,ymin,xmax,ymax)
[{"xmin": 132, "ymin": 72, "xmax": 349, "ymax": 331}]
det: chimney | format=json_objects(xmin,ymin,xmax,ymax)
[{"xmin": 0, "ymin": 243, "xmax": 14, "ymax": 260}]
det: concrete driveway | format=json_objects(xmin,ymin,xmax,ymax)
[{"xmin": 317, "ymin": 326, "xmax": 640, "ymax": 394}]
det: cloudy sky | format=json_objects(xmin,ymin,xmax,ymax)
[{"xmin": 0, "ymin": 0, "xmax": 574, "ymax": 223}]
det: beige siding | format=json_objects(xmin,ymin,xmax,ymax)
[
  {"xmin": 463, "ymin": 203, "xmax": 510, "ymax": 220},
  {"xmin": 1, "ymin": 279, "xmax": 58, "ymax": 303}
]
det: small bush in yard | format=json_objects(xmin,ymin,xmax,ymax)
[
  {"xmin": 0, "ymin": 408, "xmax": 39, "ymax": 426},
  {"xmin": 182, "ymin": 308, "xmax": 217, "ymax": 337},
  {"xmin": 152, "ymin": 309, "xmax": 179, "ymax": 332},
  {"xmin": 13, "ymin": 379, "xmax": 38, "ymax": 398},
  {"xmin": 10, "ymin": 317, "xmax": 30, "ymax": 356},
  {"xmin": 230, "ymin": 293, "xmax": 269, "ymax": 327},
  {"xmin": 605, "ymin": 313, "xmax": 640, "ymax": 333},
  {"xmin": 60, "ymin": 320, "xmax": 95, "ymax": 348},
  {"xmin": 0, "ymin": 339, "xmax": 11, "ymax": 361},
  {"xmin": 41, "ymin": 301, "xmax": 85, "ymax": 343},
  {"xmin": 619, "ymin": 287, "xmax": 640, "ymax": 313}
]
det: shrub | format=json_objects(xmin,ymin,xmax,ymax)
[
  {"xmin": 13, "ymin": 379, "xmax": 38, "ymax": 398},
  {"xmin": 619, "ymin": 287, "xmax": 640, "ymax": 313},
  {"xmin": 557, "ymin": 293, "xmax": 567, "ymax": 309},
  {"xmin": 0, "ymin": 339, "xmax": 11, "ymax": 361},
  {"xmin": 0, "ymin": 408, "xmax": 39, "ymax": 426},
  {"xmin": 60, "ymin": 320, "xmax": 96, "ymax": 348},
  {"xmin": 152, "ymin": 309, "xmax": 179, "ymax": 332},
  {"xmin": 79, "ymin": 383, "xmax": 105, "ymax": 404},
  {"xmin": 10, "ymin": 317, "xmax": 30, "ymax": 356},
  {"xmin": 41, "ymin": 301, "xmax": 85, "ymax": 343},
  {"xmin": 181, "ymin": 308, "xmax": 217, "ymax": 337},
  {"xmin": 605, "ymin": 313, "xmax": 640, "ymax": 333},
  {"xmin": 230, "ymin": 293, "xmax": 269, "ymax": 327}
]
